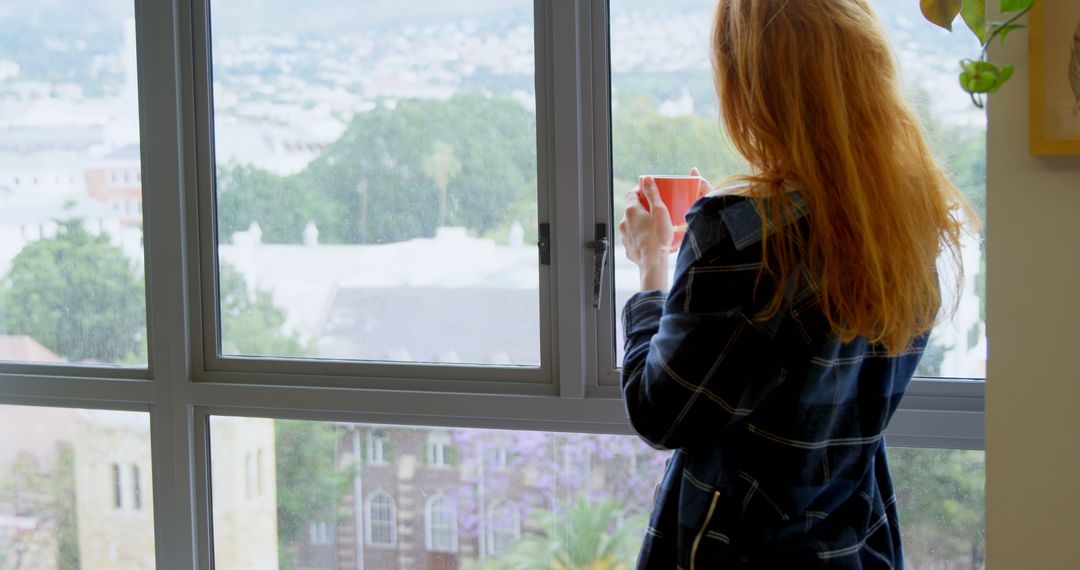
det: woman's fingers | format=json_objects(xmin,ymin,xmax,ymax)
[
  {"xmin": 640, "ymin": 176, "xmax": 666, "ymax": 214},
  {"xmin": 690, "ymin": 167, "xmax": 711, "ymax": 199},
  {"xmin": 618, "ymin": 216, "xmax": 637, "ymax": 262}
]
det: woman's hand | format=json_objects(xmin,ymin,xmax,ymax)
[
  {"xmin": 690, "ymin": 167, "xmax": 713, "ymax": 199},
  {"xmin": 620, "ymin": 176, "xmax": 674, "ymax": 292}
]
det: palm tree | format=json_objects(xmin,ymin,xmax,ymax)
[
  {"xmin": 422, "ymin": 140, "xmax": 462, "ymax": 228},
  {"xmin": 472, "ymin": 495, "xmax": 646, "ymax": 570}
]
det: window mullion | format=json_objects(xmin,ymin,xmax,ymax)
[
  {"xmin": 547, "ymin": 0, "xmax": 594, "ymax": 399},
  {"xmin": 137, "ymin": 0, "xmax": 201, "ymax": 567},
  {"xmin": 585, "ymin": 0, "xmax": 619, "ymax": 393}
]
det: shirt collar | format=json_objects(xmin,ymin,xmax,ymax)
[{"xmin": 719, "ymin": 188, "xmax": 808, "ymax": 251}]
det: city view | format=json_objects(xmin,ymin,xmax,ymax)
[{"xmin": 1, "ymin": 0, "xmax": 985, "ymax": 568}]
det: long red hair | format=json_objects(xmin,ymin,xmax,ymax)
[{"xmin": 711, "ymin": 0, "xmax": 974, "ymax": 353}]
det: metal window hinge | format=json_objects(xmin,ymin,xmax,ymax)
[
  {"xmin": 538, "ymin": 223, "xmax": 551, "ymax": 266},
  {"xmin": 589, "ymin": 223, "xmax": 609, "ymax": 309}
]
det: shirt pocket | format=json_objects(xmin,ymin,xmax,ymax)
[{"xmin": 676, "ymin": 472, "xmax": 745, "ymax": 567}]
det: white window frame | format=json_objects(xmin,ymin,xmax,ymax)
[
  {"xmin": 486, "ymin": 499, "xmax": 521, "ymax": 556},
  {"xmin": 365, "ymin": 491, "xmax": 397, "ymax": 547},
  {"xmin": 424, "ymin": 495, "xmax": 459, "ymax": 553},
  {"xmin": 427, "ymin": 431, "xmax": 453, "ymax": 467},
  {"xmin": 0, "ymin": 1, "xmax": 985, "ymax": 569},
  {"xmin": 309, "ymin": 520, "xmax": 333, "ymax": 545},
  {"xmin": 366, "ymin": 430, "xmax": 388, "ymax": 465}
]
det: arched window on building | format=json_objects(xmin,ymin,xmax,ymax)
[
  {"xmin": 424, "ymin": 495, "xmax": 458, "ymax": 553},
  {"xmin": 486, "ymin": 499, "xmax": 521, "ymax": 556},
  {"xmin": 366, "ymin": 491, "xmax": 397, "ymax": 547}
]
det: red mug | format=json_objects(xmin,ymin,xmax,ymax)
[{"xmin": 637, "ymin": 175, "xmax": 703, "ymax": 250}]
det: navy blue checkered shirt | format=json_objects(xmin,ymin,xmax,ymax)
[{"xmin": 622, "ymin": 193, "xmax": 925, "ymax": 569}]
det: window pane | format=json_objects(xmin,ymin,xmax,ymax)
[
  {"xmin": 209, "ymin": 1, "xmax": 540, "ymax": 366},
  {"xmin": 609, "ymin": 0, "xmax": 986, "ymax": 379},
  {"xmin": 0, "ymin": 1, "xmax": 147, "ymax": 365},
  {"xmin": 890, "ymin": 448, "xmax": 985, "ymax": 568},
  {"xmin": 0, "ymin": 404, "xmax": 155, "ymax": 568},
  {"xmin": 209, "ymin": 417, "xmax": 670, "ymax": 569},
  {"xmin": 209, "ymin": 418, "xmax": 983, "ymax": 569}
]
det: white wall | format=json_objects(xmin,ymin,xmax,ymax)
[{"xmin": 986, "ymin": 4, "xmax": 1080, "ymax": 567}]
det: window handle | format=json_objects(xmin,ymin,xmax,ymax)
[
  {"xmin": 538, "ymin": 223, "xmax": 551, "ymax": 266},
  {"xmin": 589, "ymin": 224, "xmax": 609, "ymax": 309}
]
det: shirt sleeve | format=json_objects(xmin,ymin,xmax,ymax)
[{"xmin": 620, "ymin": 209, "xmax": 788, "ymax": 451}]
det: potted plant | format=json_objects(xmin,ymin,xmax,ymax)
[{"xmin": 920, "ymin": 0, "xmax": 1036, "ymax": 107}]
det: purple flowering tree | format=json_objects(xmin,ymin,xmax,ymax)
[{"xmin": 448, "ymin": 428, "xmax": 669, "ymax": 564}]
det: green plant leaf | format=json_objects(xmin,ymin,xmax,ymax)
[
  {"xmin": 990, "ymin": 64, "xmax": 1015, "ymax": 92},
  {"xmin": 989, "ymin": 22, "xmax": 1026, "ymax": 43},
  {"xmin": 1000, "ymin": 0, "xmax": 1035, "ymax": 13},
  {"xmin": 961, "ymin": 0, "xmax": 987, "ymax": 43},
  {"xmin": 921, "ymin": 0, "xmax": 963, "ymax": 31},
  {"xmin": 959, "ymin": 59, "xmax": 1003, "ymax": 93}
]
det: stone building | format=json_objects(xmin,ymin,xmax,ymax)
[
  {"xmin": 209, "ymin": 417, "xmax": 279, "ymax": 569},
  {"xmin": 74, "ymin": 410, "xmax": 156, "ymax": 569},
  {"xmin": 73, "ymin": 414, "xmax": 277, "ymax": 569}
]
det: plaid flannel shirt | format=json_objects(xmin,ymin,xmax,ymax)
[{"xmin": 622, "ymin": 193, "xmax": 925, "ymax": 569}]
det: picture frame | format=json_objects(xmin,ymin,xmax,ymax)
[{"xmin": 1029, "ymin": 0, "xmax": 1080, "ymax": 155}]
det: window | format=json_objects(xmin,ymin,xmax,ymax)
[
  {"xmin": 208, "ymin": 0, "xmax": 543, "ymax": 369},
  {"xmin": 606, "ymin": 0, "xmax": 986, "ymax": 381},
  {"xmin": 366, "ymin": 492, "xmax": 397, "ymax": 547},
  {"xmin": 309, "ymin": 521, "xmax": 333, "ymax": 545},
  {"xmin": 367, "ymin": 430, "xmax": 389, "ymax": 465},
  {"xmin": 205, "ymin": 419, "xmax": 985, "ymax": 567},
  {"xmin": 132, "ymin": 464, "xmax": 142, "ymax": 509},
  {"xmin": 244, "ymin": 451, "xmax": 255, "ymax": 499},
  {"xmin": 489, "ymin": 445, "xmax": 510, "ymax": 471},
  {"xmin": 113, "ymin": 463, "xmax": 123, "ymax": 509},
  {"xmin": 240, "ymin": 449, "xmax": 266, "ymax": 498},
  {"xmin": 0, "ymin": 406, "xmax": 155, "ymax": 566},
  {"xmin": 425, "ymin": 495, "xmax": 459, "ymax": 553},
  {"xmin": 427, "ymin": 431, "xmax": 454, "ymax": 468},
  {"xmin": 1, "ymin": 1, "xmax": 985, "ymax": 568},
  {"xmin": 487, "ymin": 499, "xmax": 521, "ymax": 556},
  {"xmin": 0, "ymin": 0, "xmax": 147, "ymax": 367}
]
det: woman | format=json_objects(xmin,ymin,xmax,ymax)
[{"xmin": 618, "ymin": 0, "xmax": 972, "ymax": 568}]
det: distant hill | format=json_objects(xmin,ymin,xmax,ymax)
[
  {"xmin": 0, "ymin": 0, "xmax": 953, "ymax": 43},
  {"xmin": 209, "ymin": 0, "xmax": 531, "ymax": 35}
]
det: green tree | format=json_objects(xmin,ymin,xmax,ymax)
[
  {"xmin": 0, "ymin": 452, "xmax": 51, "ymax": 568},
  {"xmin": 0, "ymin": 220, "xmax": 146, "ymax": 363},
  {"xmin": 423, "ymin": 140, "xmax": 464, "ymax": 227},
  {"xmin": 890, "ymin": 448, "xmax": 985, "ymax": 568},
  {"xmin": 274, "ymin": 420, "xmax": 354, "ymax": 570},
  {"xmin": 469, "ymin": 495, "xmax": 645, "ymax": 570},
  {"xmin": 216, "ymin": 164, "xmax": 310, "ymax": 244},
  {"xmin": 217, "ymin": 94, "xmax": 537, "ymax": 245},
  {"xmin": 52, "ymin": 443, "xmax": 79, "ymax": 569},
  {"xmin": 219, "ymin": 264, "xmax": 307, "ymax": 357},
  {"xmin": 915, "ymin": 338, "xmax": 951, "ymax": 377},
  {"xmin": 611, "ymin": 96, "xmax": 745, "ymax": 193}
]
